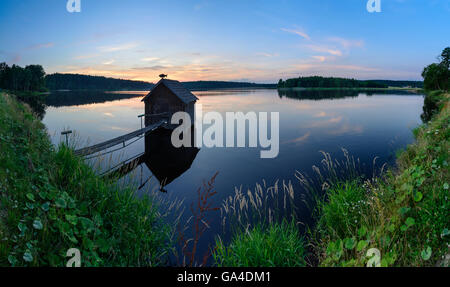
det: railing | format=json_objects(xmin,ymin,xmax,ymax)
[{"xmin": 137, "ymin": 112, "xmax": 169, "ymax": 128}]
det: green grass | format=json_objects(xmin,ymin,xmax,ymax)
[
  {"xmin": 213, "ymin": 220, "xmax": 306, "ymax": 267},
  {"xmin": 0, "ymin": 92, "xmax": 172, "ymax": 266},
  {"xmin": 315, "ymin": 92, "xmax": 449, "ymax": 267}
]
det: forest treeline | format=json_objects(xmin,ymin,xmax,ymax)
[
  {"xmin": 183, "ymin": 81, "xmax": 275, "ymax": 90},
  {"xmin": 0, "ymin": 62, "xmax": 46, "ymax": 92},
  {"xmin": 45, "ymin": 73, "xmax": 276, "ymax": 91},
  {"xmin": 45, "ymin": 73, "xmax": 154, "ymax": 91},
  {"xmin": 277, "ymin": 76, "xmax": 423, "ymax": 89}
]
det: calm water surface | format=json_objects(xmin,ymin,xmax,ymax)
[{"xmin": 43, "ymin": 89, "xmax": 424, "ymax": 261}]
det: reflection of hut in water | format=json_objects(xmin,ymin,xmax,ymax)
[
  {"xmin": 106, "ymin": 127, "xmax": 199, "ymax": 192},
  {"xmin": 141, "ymin": 77, "xmax": 198, "ymax": 127},
  {"xmin": 144, "ymin": 127, "xmax": 199, "ymax": 191}
]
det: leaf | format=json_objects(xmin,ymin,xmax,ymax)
[
  {"xmin": 17, "ymin": 222, "xmax": 27, "ymax": 233},
  {"xmin": 444, "ymin": 183, "xmax": 449, "ymax": 190},
  {"xmin": 405, "ymin": 217, "xmax": 415, "ymax": 227},
  {"xmin": 41, "ymin": 202, "xmax": 50, "ymax": 212},
  {"xmin": 357, "ymin": 226, "xmax": 367, "ymax": 237},
  {"xmin": 421, "ymin": 246, "xmax": 432, "ymax": 261},
  {"xmin": 344, "ymin": 238, "xmax": 356, "ymax": 250},
  {"xmin": 55, "ymin": 198, "xmax": 67, "ymax": 208},
  {"xmin": 33, "ymin": 218, "xmax": 43, "ymax": 230},
  {"xmin": 65, "ymin": 214, "xmax": 78, "ymax": 225},
  {"xmin": 26, "ymin": 193, "xmax": 35, "ymax": 202},
  {"xmin": 400, "ymin": 225, "xmax": 408, "ymax": 232},
  {"xmin": 441, "ymin": 228, "xmax": 450, "ymax": 238},
  {"xmin": 38, "ymin": 191, "xmax": 48, "ymax": 200},
  {"xmin": 356, "ymin": 240, "xmax": 368, "ymax": 252},
  {"xmin": 8, "ymin": 255, "xmax": 17, "ymax": 266},
  {"xmin": 23, "ymin": 251, "xmax": 33, "ymax": 263},
  {"xmin": 413, "ymin": 191, "xmax": 423, "ymax": 202},
  {"xmin": 398, "ymin": 206, "xmax": 410, "ymax": 216},
  {"xmin": 387, "ymin": 224, "xmax": 395, "ymax": 233}
]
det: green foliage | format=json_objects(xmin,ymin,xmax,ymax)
[
  {"xmin": 213, "ymin": 221, "xmax": 306, "ymax": 267},
  {"xmin": 316, "ymin": 181, "xmax": 368, "ymax": 239},
  {"xmin": 315, "ymin": 92, "xmax": 450, "ymax": 267},
  {"xmin": 421, "ymin": 47, "xmax": 450, "ymax": 91},
  {"xmin": 0, "ymin": 93, "xmax": 172, "ymax": 266}
]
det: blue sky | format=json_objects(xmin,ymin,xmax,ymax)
[{"xmin": 0, "ymin": 0, "xmax": 448, "ymax": 82}]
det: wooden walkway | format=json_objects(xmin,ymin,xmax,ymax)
[{"xmin": 74, "ymin": 120, "xmax": 166, "ymax": 157}]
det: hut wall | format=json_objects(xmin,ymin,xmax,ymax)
[{"xmin": 144, "ymin": 84, "xmax": 184, "ymax": 126}]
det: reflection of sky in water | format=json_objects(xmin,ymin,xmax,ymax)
[{"xmin": 43, "ymin": 89, "xmax": 424, "ymax": 259}]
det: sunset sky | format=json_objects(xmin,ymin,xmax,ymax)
[{"xmin": 0, "ymin": 0, "xmax": 449, "ymax": 83}]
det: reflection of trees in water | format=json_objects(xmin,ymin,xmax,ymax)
[
  {"xmin": 45, "ymin": 91, "xmax": 145, "ymax": 107},
  {"xmin": 277, "ymin": 89, "xmax": 419, "ymax": 101},
  {"xmin": 17, "ymin": 93, "xmax": 47, "ymax": 120}
]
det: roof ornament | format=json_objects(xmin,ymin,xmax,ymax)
[{"xmin": 159, "ymin": 74, "xmax": 168, "ymax": 79}]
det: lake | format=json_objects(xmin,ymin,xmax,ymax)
[{"xmin": 43, "ymin": 88, "xmax": 424, "ymax": 263}]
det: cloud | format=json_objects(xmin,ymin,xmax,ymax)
[
  {"xmin": 141, "ymin": 57, "xmax": 160, "ymax": 62},
  {"xmin": 131, "ymin": 65, "xmax": 168, "ymax": 70},
  {"xmin": 304, "ymin": 44, "xmax": 342, "ymax": 56},
  {"xmin": 327, "ymin": 37, "xmax": 364, "ymax": 49},
  {"xmin": 28, "ymin": 42, "xmax": 54, "ymax": 50},
  {"xmin": 74, "ymin": 54, "xmax": 99, "ymax": 60},
  {"xmin": 314, "ymin": 111, "xmax": 327, "ymax": 117},
  {"xmin": 283, "ymin": 132, "xmax": 311, "ymax": 145},
  {"xmin": 328, "ymin": 123, "xmax": 363, "ymax": 135},
  {"xmin": 256, "ymin": 52, "xmax": 280, "ymax": 57},
  {"xmin": 281, "ymin": 28, "xmax": 311, "ymax": 41},
  {"xmin": 102, "ymin": 59, "xmax": 115, "ymax": 65},
  {"xmin": 311, "ymin": 55, "xmax": 327, "ymax": 62},
  {"xmin": 98, "ymin": 43, "xmax": 138, "ymax": 52}
]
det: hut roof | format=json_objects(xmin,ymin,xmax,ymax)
[{"xmin": 142, "ymin": 79, "xmax": 198, "ymax": 104}]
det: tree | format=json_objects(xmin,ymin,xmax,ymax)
[
  {"xmin": 439, "ymin": 47, "xmax": 450, "ymax": 69},
  {"xmin": 422, "ymin": 47, "xmax": 450, "ymax": 91}
]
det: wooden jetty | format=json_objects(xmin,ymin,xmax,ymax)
[{"xmin": 74, "ymin": 120, "xmax": 166, "ymax": 157}]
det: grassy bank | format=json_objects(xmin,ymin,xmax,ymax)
[
  {"xmin": 0, "ymin": 92, "xmax": 172, "ymax": 266},
  {"xmin": 315, "ymin": 91, "xmax": 449, "ymax": 266}
]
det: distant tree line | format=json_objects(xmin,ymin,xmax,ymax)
[
  {"xmin": 422, "ymin": 47, "xmax": 450, "ymax": 91},
  {"xmin": 277, "ymin": 76, "xmax": 388, "ymax": 89},
  {"xmin": 45, "ymin": 73, "xmax": 277, "ymax": 91},
  {"xmin": 182, "ymin": 81, "xmax": 276, "ymax": 90},
  {"xmin": 0, "ymin": 62, "xmax": 46, "ymax": 92},
  {"xmin": 45, "ymin": 73, "xmax": 154, "ymax": 91},
  {"xmin": 366, "ymin": 80, "xmax": 423, "ymax": 88}
]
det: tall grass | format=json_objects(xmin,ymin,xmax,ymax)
[
  {"xmin": 213, "ymin": 220, "xmax": 306, "ymax": 267},
  {"xmin": 221, "ymin": 179, "xmax": 298, "ymax": 234}
]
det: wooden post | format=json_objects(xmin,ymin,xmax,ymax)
[{"xmin": 61, "ymin": 130, "xmax": 72, "ymax": 146}]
